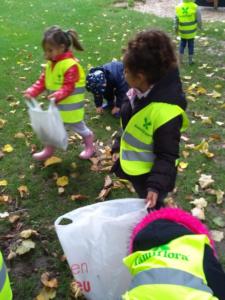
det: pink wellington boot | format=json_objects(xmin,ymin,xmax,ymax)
[
  {"xmin": 32, "ymin": 145, "xmax": 55, "ymax": 161},
  {"xmin": 79, "ymin": 133, "xmax": 95, "ymax": 159}
]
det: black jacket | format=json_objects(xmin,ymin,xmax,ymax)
[
  {"xmin": 133, "ymin": 219, "xmax": 225, "ymax": 300},
  {"xmin": 93, "ymin": 61, "xmax": 129, "ymax": 108},
  {"xmin": 112, "ymin": 67, "xmax": 187, "ymax": 194}
]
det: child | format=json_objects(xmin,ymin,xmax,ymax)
[
  {"xmin": 175, "ymin": 0, "xmax": 202, "ymax": 65},
  {"xmin": 122, "ymin": 208, "xmax": 225, "ymax": 299},
  {"xmin": 0, "ymin": 250, "xmax": 12, "ymax": 299},
  {"xmin": 86, "ymin": 61, "xmax": 129, "ymax": 117},
  {"xmin": 24, "ymin": 25, "xmax": 94, "ymax": 160},
  {"xmin": 111, "ymin": 29, "xmax": 188, "ymax": 210}
]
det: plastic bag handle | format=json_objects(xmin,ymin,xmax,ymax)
[
  {"xmin": 25, "ymin": 98, "xmax": 41, "ymax": 109},
  {"xmin": 55, "ymin": 215, "xmax": 74, "ymax": 227}
]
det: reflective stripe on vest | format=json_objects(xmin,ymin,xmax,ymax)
[
  {"xmin": 0, "ymin": 263, "xmax": 6, "ymax": 292},
  {"xmin": 120, "ymin": 102, "xmax": 189, "ymax": 176},
  {"xmin": 45, "ymin": 58, "xmax": 85, "ymax": 123},
  {"xmin": 176, "ymin": 2, "xmax": 198, "ymax": 39},
  {"xmin": 130, "ymin": 267, "xmax": 212, "ymax": 294}
]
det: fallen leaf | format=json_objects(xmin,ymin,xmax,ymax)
[
  {"xmin": 44, "ymin": 156, "xmax": 62, "ymax": 167},
  {"xmin": 15, "ymin": 239, "xmax": 35, "ymax": 255},
  {"xmin": 41, "ymin": 272, "xmax": 58, "ymax": 288},
  {"xmin": 17, "ymin": 185, "xmax": 29, "ymax": 198},
  {"xmin": 0, "ymin": 151, "xmax": 4, "ymax": 159},
  {"xmin": 56, "ymin": 176, "xmax": 69, "ymax": 187},
  {"xmin": 96, "ymin": 188, "xmax": 111, "ymax": 201},
  {"xmin": 7, "ymin": 251, "xmax": 17, "ymax": 260},
  {"xmin": 0, "ymin": 119, "xmax": 7, "ymax": 128},
  {"xmin": 178, "ymin": 161, "xmax": 188, "ymax": 169},
  {"xmin": 0, "ymin": 180, "xmax": 8, "ymax": 186},
  {"xmin": 104, "ymin": 175, "xmax": 113, "ymax": 188},
  {"xmin": 14, "ymin": 132, "xmax": 26, "ymax": 138},
  {"xmin": 70, "ymin": 194, "xmax": 88, "ymax": 201},
  {"xmin": 70, "ymin": 281, "xmax": 83, "ymax": 298},
  {"xmin": 210, "ymin": 230, "xmax": 224, "ymax": 242},
  {"xmin": 58, "ymin": 187, "xmax": 65, "ymax": 195},
  {"xmin": 190, "ymin": 197, "xmax": 207, "ymax": 208},
  {"xmin": 20, "ymin": 229, "xmax": 39, "ymax": 239},
  {"xmin": 198, "ymin": 174, "xmax": 214, "ymax": 189},
  {"xmin": 2, "ymin": 144, "xmax": 14, "ymax": 153},
  {"xmin": 36, "ymin": 287, "xmax": 56, "ymax": 300},
  {"xmin": 0, "ymin": 195, "xmax": 11, "ymax": 203},
  {"xmin": 0, "ymin": 212, "xmax": 9, "ymax": 219},
  {"xmin": 9, "ymin": 215, "xmax": 20, "ymax": 223},
  {"xmin": 206, "ymin": 189, "xmax": 224, "ymax": 204},
  {"xmin": 191, "ymin": 207, "xmax": 205, "ymax": 220}
]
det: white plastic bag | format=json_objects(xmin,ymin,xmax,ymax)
[
  {"xmin": 26, "ymin": 98, "xmax": 68, "ymax": 150},
  {"xmin": 55, "ymin": 198, "xmax": 146, "ymax": 300}
]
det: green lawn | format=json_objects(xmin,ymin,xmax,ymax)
[{"xmin": 0, "ymin": 0, "xmax": 225, "ymax": 299}]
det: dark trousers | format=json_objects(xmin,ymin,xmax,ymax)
[{"xmin": 179, "ymin": 38, "xmax": 194, "ymax": 55}]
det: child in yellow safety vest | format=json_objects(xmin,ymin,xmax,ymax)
[
  {"xmin": 24, "ymin": 25, "xmax": 95, "ymax": 160},
  {"xmin": 175, "ymin": 0, "xmax": 202, "ymax": 65},
  {"xmin": 122, "ymin": 208, "xmax": 225, "ymax": 299},
  {"xmin": 111, "ymin": 29, "xmax": 188, "ymax": 210},
  {"xmin": 0, "ymin": 251, "xmax": 12, "ymax": 300}
]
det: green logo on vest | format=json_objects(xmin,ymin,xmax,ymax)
[
  {"xmin": 143, "ymin": 117, "xmax": 151, "ymax": 130},
  {"xmin": 134, "ymin": 244, "xmax": 189, "ymax": 266},
  {"xmin": 182, "ymin": 7, "xmax": 189, "ymax": 14}
]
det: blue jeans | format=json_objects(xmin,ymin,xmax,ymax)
[{"xmin": 179, "ymin": 38, "xmax": 194, "ymax": 55}]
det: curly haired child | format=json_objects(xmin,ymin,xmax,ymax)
[{"xmin": 112, "ymin": 29, "xmax": 188, "ymax": 210}]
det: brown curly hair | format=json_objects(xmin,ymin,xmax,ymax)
[{"xmin": 123, "ymin": 29, "xmax": 177, "ymax": 84}]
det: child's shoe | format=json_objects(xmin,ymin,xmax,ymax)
[
  {"xmin": 102, "ymin": 102, "xmax": 114, "ymax": 110},
  {"xmin": 32, "ymin": 145, "xmax": 55, "ymax": 161},
  {"xmin": 79, "ymin": 133, "xmax": 95, "ymax": 159},
  {"xmin": 188, "ymin": 55, "xmax": 194, "ymax": 65}
]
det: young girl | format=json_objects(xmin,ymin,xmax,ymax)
[
  {"xmin": 122, "ymin": 208, "xmax": 225, "ymax": 299},
  {"xmin": 24, "ymin": 25, "xmax": 94, "ymax": 160},
  {"xmin": 111, "ymin": 29, "xmax": 188, "ymax": 210}
]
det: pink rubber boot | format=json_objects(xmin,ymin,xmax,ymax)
[
  {"xmin": 79, "ymin": 133, "xmax": 95, "ymax": 159},
  {"xmin": 32, "ymin": 145, "xmax": 55, "ymax": 161}
]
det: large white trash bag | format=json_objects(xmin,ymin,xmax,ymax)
[
  {"xmin": 55, "ymin": 198, "xmax": 146, "ymax": 300},
  {"xmin": 26, "ymin": 98, "xmax": 68, "ymax": 150}
]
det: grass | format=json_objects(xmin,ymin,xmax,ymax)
[{"xmin": 0, "ymin": 0, "xmax": 225, "ymax": 299}]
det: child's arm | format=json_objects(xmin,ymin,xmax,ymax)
[
  {"xmin": 24, "ymin": 72, "xmax": 45, "ymax": 98},
  {"xmin": 196, "ymin": 7, "xmax": 202, "ymax": 30},
  {"xmin": 48, "ymin": 65, "xmax": 79, "ymax": 103}
]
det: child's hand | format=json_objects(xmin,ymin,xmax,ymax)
[
  {"xmin": 22, "ymin": 91, "xmax": 33, "ymax": 100},
  {"xmin": 145, "ymin": 191, "xmax": 158, "ymax": 209},
  {"xmin": 96, "ymin": 107, "xmax": 104, "ymax": 114},
  {"xmin": 111, "ymin": 106, "xmax": 120, "ymax": 115},
  {"xmin": 112, "ymin": 153, "xmax": 119, "ymax": 162}
]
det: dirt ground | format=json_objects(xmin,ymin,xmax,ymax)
[{"xmin": 134, "ymin": 0, "xmax": 225, "ymax": 21}]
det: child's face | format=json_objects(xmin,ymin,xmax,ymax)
[
  {"xmin": 43, "ymin": 42, "xmax": 65, "ymax": 61},
  {"xmin": 124, "ymin": 67, "xmax": 149, "ymax": 92}
]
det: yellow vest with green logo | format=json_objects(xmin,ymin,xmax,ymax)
[
  {"xmin": 122, "ymin": 235, "xmax": 219, "ymax": 300},
  {"xmin": 0, "ymin": 251, "xmax": 12, "ymax": 300},
  {"xmin": 120, "ymin": 102, "xmax": 189, "ymax": 176},
  {"xmin": 45, "ymin": 58, "xmax": 85, "ymax": 123},
  {"xmin": 176, "ymin": 2, "xmax": 198, "ymax": 39}
]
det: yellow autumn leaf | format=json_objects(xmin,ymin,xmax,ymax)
[
  {"xmin": 186, "ymin": 95, "xmax": 196, "ymax": 102},
  {"xmin": 56, "ymin": 176, "xmax": 69, "ymax": 187},
  {"xmin": 179, "ymin": 161, "xmax": 188, "ymax": 169},
  {"xmin": 0, "ymin": 180, "xmax": 8, "ymax": 186},
  {"xmin": 17, "ymin": 185, "xmax": 29, "ymax": 198},
  {"xmin": 2, "ymin": 144, "xmax": 14, "ymax": 153},
  {"xmin": 44, "ymin": 156, "xmax": 62, "ymax": 167},
  {"xmin": 196, "ymin": 86, "xmax": 207, "ymax": 95},
  {"xmin": 0, "ymin": 119, "xmax": 7, "ymax": 129},
  {"xmin": 41, "ymin": 272, "xmax": 58, "ymax": 288},
  {"xmin": 211, "ymin": 90, "xmax": 221, "ymax": 99},
  {"xmin": 36, "ymin": 287, "xmax": 56, "ymax": 300}
]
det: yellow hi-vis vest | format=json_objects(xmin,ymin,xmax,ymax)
[
  {"xmin": 122, "ymin": 235, "xmax": 219, "ymax": 300},
  {"xmin": 0, "ymin": 251, "xmax": 12, "ymax": 300},
  {"xmin": 176, "ymin": 1, "xmax": 198, "ymax": 39},
  {"xmin": 45, "ymin": 58, "xmax": 86, "ymax": 123},
  {"xmin": 120, "ymin": 102, "xmax": 189, "ymax": 176}
]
